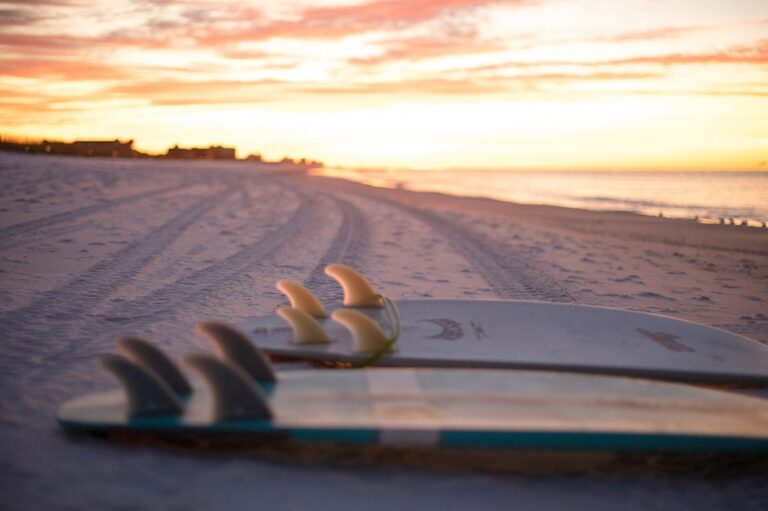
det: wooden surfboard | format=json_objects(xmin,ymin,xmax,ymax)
[
  {"xmin": 244, "ymin": 300, "xmax": 768, "ymax": 385},
  {"xmin": 58, "ymin": 368, "xmax": 768, "ymax": 452}
]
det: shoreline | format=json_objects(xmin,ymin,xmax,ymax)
[
  {"xmin": 311, "ymin": 166, "xmax": 768, "ymax": 228},
  {"xmin": 310, "ymin": 173, "xmax": 768, "ymax": 255}
]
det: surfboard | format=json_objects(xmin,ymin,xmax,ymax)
[
  {"xmin": 58, "ymin": 331, "xmax": 768, "ymax": 453},
  {"xmin": 244, "ymin": 299, "xmax": 768, "ymax": 385},
  {"xmin": 58, "ymin": 366, "xmax": 768, "ymax": 452}
]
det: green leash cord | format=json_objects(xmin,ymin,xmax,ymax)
[{"xmin": 353, "ymin": 295, "xmax": 401, "ymax": 368}]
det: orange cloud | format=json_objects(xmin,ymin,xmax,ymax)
[
  {"xmin": 461, "ymin": 38, "xmax": 768, "ymax": 75},
  {"xmin": 592, "ymin": 25, "xmax": 706, "ymax": 43},
  {"xmin": 106, "ymin": 79, "xmax": 282, "ymax": 105},
  {"xmin": 299, "ymin": 0, "xmax": 510, "ymax": 26},
  {"xmin": 0, "ymin": 33, "xmax": 89, "ymax": 56},
  {"xmin": 604, "ymin": 39, "xmax": 768, "ymax": 66},
  {"xmin": 0, "ymin": 58, "xmax": 126, "ymax": 80},
  {"xmin": 194, "ymin": 0, "xmax": 515, "ymax": 45},
  {"xmin": 350, "ymin": 35, "xmax": 507, "ymax": 65}
]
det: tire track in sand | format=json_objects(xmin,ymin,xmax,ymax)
[
  {"xmin": 301, "ymin": 193, "xmax": 370, "ymax": 303},
  {"xmin": 0, "ymin": 181, "xmax": 197, "ymax": 249},
  {"xmin": 400, "ymin": 203, "xmax": 573, "ymax": 301},
  {"xmin": 0, "ymin": 187, "xmax": 234, "ymax": 371},
  {"xmin": 92, "ymin": 187, "xmax": 320, "ymax": 327},
  {"xmin": 327, "ymin": 184, "xmax": 574, "ymax": 302}
]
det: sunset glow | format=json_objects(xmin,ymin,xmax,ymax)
[{"xmin": 1, "ymin": 0, "xmax": 767, "ymax": 169}]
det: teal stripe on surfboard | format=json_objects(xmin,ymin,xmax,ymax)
[{"xmin": 439, "ymin": 431, "xmax": 768, "ymax": 453}]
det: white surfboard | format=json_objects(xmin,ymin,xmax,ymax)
[{"xmin": 244, "ymin": 299, "xmax": 768, "ymax": 385}]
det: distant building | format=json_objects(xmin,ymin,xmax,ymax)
[
  {"xmin": 166, "ymin": 145, "xmax": 195, "ymax": 159},
  {"xmin": 246, "ymin": 153, "xmax": 263, "ymax": 162},
  {"xmin": 208, "ymin": 146, "xmax": 236, "ymax": 160},
  {"xmin": 43, "ymin": 139, "xmax": 134, "ymax": 157},
  {"xmin": 166, "ymin": 145, "xmax": 236, "ymax": 160}
]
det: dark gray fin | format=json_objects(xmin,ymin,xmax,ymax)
[
  {"xmin": 116, "ymin": 337, "xmax": 192, "ymax": 395},
  {"xmin": 183, "ymin": 354, "xmax": 273, "ymax": 422},
  {"xmin": 196, "ymin": 321, "xmax": 276, "ymax": 383},
  {"xmin": 98, "ymin": 354, "xmax": 183, "ymax": 418}
]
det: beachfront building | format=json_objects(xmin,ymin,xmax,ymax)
[
  {"xmin": 166, "ymin": 145, "xmax": 236, "ymax": 160},
  {"xmin": 43, "ymin": 139, "xmax": 135, "ymax": 157}
]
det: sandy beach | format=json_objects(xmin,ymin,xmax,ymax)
[{"xmin": 1, "ymin": 152, "xmax": 767, "ymax": 510}]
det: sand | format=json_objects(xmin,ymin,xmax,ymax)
[{"xmin": 0, "ymin": 152, "xmax": 766, "ymax": 510}]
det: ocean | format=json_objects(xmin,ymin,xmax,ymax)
[{"xmin": 314, "ymin": 168, "xmax": 768, "ymax": 227}]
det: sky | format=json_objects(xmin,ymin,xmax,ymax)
[{"xmin": 0, "ymin": 0, "xmax": 767, "ymax": 170}]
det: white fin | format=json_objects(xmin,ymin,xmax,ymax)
[
  {"xmin": 116, "ymin": 337, "xmax": 191, "ymax": 395},
  {"xmin": 184, "ymin": 354, "xmax": 273, "ymax": 422},
  {"xmin": 275, "ymin": 280, "xmax": 326, "ymax": 318},
  {"xmin": 324, "ymin": 263, "xmax": 383, "ymax": 308},
  {"xmin": 331, "ymin": 309, "xmax": 393, "ymax": 353},
  {"xmin": 99, "ymin": 354, "xmax": 182, "ymax": 418},
  {"xmin": 196, "ymin": 321, "xmax": 276, "ymax": 383},
  {"xmin": 276, "ymin": 306, "xmax": 330, "ymax": 344}
]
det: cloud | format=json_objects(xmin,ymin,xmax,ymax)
[
  {"xmin": 0, "ymin": 0, "xmax": 520, "ymax": 61},
  {"xmin": 629, "ymin": 88, "xmax": 768, "ymax": 97},
  {"xmin": 0, "ymin": 33, "xmax": 91, "ymax": 57},
  {"xmin": 603, "ymin": 39, "xmax": 768, "ymax": 66},
  {"xmin": 0, "ymin": 0, "xmax": 82, "ymax": 5},
  {"xmin": 298, "ymin": 0, "xmax": 506, "ymax": 27},
  {"xmin": 100, "ymin": 68, "xmax": 660, "ymax": 107},
  {"xmin": 0, "ymin": 58, "xmax": 126, "ymax": 80},
  {"xmin": 590, "ymin": 25, "xmax": 707, "ymax": 43},
  {"xmin": 459, "ymin": 38, "xmax": 768, "ymax": 76},
  {"xmin": 190, "ymin": 0, "xmax": 514, "ymax": 46},
  {"xmin": 350, "ymin": 35, "xmax": 506, "ymax": 65},
  {"xmin": 105, "ymin": 78, "xmax": 282, "ymax": 105},
  {"xmin": 0, "ymin": 7, "xmax": 47, "ymax": 27}
]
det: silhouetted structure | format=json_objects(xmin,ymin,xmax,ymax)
[
  {"xmin": 166, "ymin": 145, "xmax": 236, "ymax": 160},
  {"xmin": 44, "ymin": 139, "xmax": 135, "ymax": 158},
  {"xmin": 0, "ymin": 134, "xmax": 322, "ymax": 168}
]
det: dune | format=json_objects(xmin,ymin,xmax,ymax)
[{"xmin": 0, "ymin": 152, "xmax": 766, "ymax": 509}]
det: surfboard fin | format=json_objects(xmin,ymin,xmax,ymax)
[
  {"xmin": 276, "ymin": 306, "xmax": 330, "ymax": 344},
  {"xmin": 196, "ymin": 321, "xmax": 277, "ymax": 383},
  {"xmin": 184, "ymin": 354, "xmax": 273, "ymax": 422},
  {"xmin": 331, "ymin": 309, "xmax": 394, "ymax": 353},
  {"xmin": 275, "ymin": 280, "xmax": 327, "ymax": 318},
  {"xmin": 98, "ymin": 354, "xmax": 183, "ymax": 418},
  {"xmin": 324, "ymin": 263, "xmax": 383, "ymax": 308},
  {"xmin": 116, "ymin": 337, "xmax": 192, "ymax": 396}
]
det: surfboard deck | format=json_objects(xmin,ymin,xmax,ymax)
[
  {"xmin": 58, "ymin": 368, "xmax": 768, "ymax": 452},
  {"xmin": 244, "ymin": 300, "xmax": 768, "ymax": 385}
]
